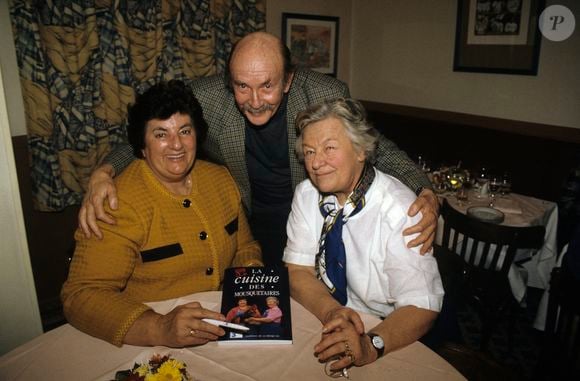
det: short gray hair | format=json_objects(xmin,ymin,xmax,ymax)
[{"xmin": 295, "ymin": 98, "xmax": 379, "ymax": 163}]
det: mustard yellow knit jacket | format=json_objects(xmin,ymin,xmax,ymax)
[{"xmin": 61, "ymin": 159, "xmax": 262, "ymax": 346}]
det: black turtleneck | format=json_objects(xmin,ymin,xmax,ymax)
[{"xmin": 244, "ymin": 95, "xmax": 293, "ymax": 215}]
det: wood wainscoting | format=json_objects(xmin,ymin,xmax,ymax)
[
  {"xmin": 12, "ymin": 135, "xmax": 77, "ymax": 330},
  {"xmin": 361, "ymin": 100, "xmax": 580, "ymax": 202}
]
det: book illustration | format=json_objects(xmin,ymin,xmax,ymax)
[{"xmin": 219, "ymin": 266, "xmax": 292, "ymax": 344}]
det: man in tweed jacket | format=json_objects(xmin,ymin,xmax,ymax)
[{"xmin": 79, "ymin": 32, "xmax": 438, "ymax": 265}]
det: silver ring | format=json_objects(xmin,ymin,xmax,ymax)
[{"xmin": 189, "ymin": 328, "xmax": 196, "ymax": 336}]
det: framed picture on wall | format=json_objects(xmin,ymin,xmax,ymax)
[
  {"xmin": 282, "ymin": 13, "xmax": 339, "ymax": 77},
  {"xmin": 453, "ymin": 0, "xmax": 544, "ymax": 75}
]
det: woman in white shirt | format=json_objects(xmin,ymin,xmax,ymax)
[{"xmin": 283, "ymin": 98, "xmax": 444, "ymax": 374}]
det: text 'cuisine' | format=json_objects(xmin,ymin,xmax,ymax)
[{"xmin": 234, "ymin": 275, "xmax": 280, "ymax": 284}]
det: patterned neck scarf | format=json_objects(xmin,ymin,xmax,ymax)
[{"xmin": 315, "ymin": 164, "xmax": 375, "ymax": 305}]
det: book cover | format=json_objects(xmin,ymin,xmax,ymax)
[{"xmin": 218, "ymin": 266, "xmax": 293, "ymax": 345}]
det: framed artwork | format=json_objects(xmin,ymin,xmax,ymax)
[
  {"xmin": 282, "ymin": 13, "xmax": 339, "ymax": 77},
  {"xmin": 453, "ymin": 0, "xmax": 544, "ymax": 75}
]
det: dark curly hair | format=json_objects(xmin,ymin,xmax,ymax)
[{"xmin": 127, "ymin": 80, "xmax": 208, "ymax": 159}]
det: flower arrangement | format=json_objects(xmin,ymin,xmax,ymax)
[
  {"xmin": 430, "ymin": 166, "xmax": 472, "ymax": 193},
  {"xmin": 114, "ymin": 353, "xmax": 192, "ymax": 381}
]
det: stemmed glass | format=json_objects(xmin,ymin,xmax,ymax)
[
  {"xmin": 500, "ymin": 172, "xmax": 512, "ymax": 197},
  {"xmin": 476, "ymin": 166, "xmax": 489, "ymax": 199},
  {"xmin": 489, "ymin": 176, "xmax": 501, "ymax": 207},
  {"xmin": 417, "ymin": 154, "xmax": 430, "ymax": 173},
  {"xmin": 456, "ymin": 185, "xmax": 469, "ymax": 206},
  {"xmin": 449, "ymin": 170, "xmax": 468, "ymax": 205}
]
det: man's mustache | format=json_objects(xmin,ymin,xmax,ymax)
[{"xmin": 243, "ymin": 103, "xmax": 275, "ymax": 115}]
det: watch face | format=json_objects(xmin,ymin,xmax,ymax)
[{"xmin": 371, "ymin": 335, "xmax": 385, "ymax": 349}]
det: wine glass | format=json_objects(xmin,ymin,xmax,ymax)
[
  {"xmin": 476, "ymin": 166, "xmax": 489, "ymax": 198},
  {"xmin": 456, "ymin": 186, "xmax": 469, "ymax": 206},
  {"xmin": 489, "ymin": 176, "xmax": 501, "ymax": 207},
  {"xmin": 449, "ymin": 172, "xmax": 463, "ymax": 192},
  {"xmin": 417, "ymin": 154, "xmax": 430, "ymax": 173},
  {"xmin": 417, "ymin": 155, "xmax": 424, "ymax": 169},
  {"xmin": 463, "ymin": 170, "xmax": 474, "ymax": 190},
  {"xmin": 449, "ymin": 169, "xmax": 468, "ymax": 205},
  {"xmin": 500, "ymin": 172, "xmax": 512, "ymax": 197}
]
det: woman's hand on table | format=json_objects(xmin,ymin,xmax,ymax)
[
  {"xmin": 404, "ymin": 188, "xmax": 439, "ymax": 254},
  {"xmin": 124, "ymin": 301, "xmax": 226, "ymax": 347},
  {"xmin": 156, "ymin": 301, "xmax": 226, "ymax": 347},
  {"xmin": 315, "ymin": 307, "xmax": 377, "ymax": 370}
]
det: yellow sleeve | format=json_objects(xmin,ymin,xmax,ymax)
[{"xmin": 61, "ymin": 200, "xmax": 150, "ymax": 346}]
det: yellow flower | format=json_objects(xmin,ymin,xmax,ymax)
[
  {"xmin": 154, "ymin": 360, "xmax": 184, "ymax": 380},
  {"xmin": 165, "ymin": 359, "xmax": 185, "ymax": 370},
  {"xmin": 144, "ymin": 374, "xmax": 159, "ymax": 381},
  {"xmin": 135, "ymin": 363, "xmax": 150, "ymax": 377}
]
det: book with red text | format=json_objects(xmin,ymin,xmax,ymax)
[{"xmin": 218, "ymin": 266, "xmax": 293, "ymax": 345}]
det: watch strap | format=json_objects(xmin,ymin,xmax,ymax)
[{"xmin": 367, "ymin": 333, "xmax": 385, "ymax": 358}]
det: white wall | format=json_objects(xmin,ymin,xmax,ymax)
[
  {"xmin": 0, "ymin": 0, "xmax": 27, "ymax": 137},
  {"xmin": 0, "ymin": 1, "xmax": 43, "ymax": 355},
  {"xmin": 0, "ymin": 59, "xmax": 43, "ymax": 356},
  {"xmin": 350, "ymin": 0, "xmax": 580, "ymax": 129}
]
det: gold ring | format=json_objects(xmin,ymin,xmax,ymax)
[
  {"xmin": 189, "ymin": 329, "xmax": 196, "ymax": 336},
  {"xmin": 344, "ymin": 341, "xmax": 355, "ymax": 364}
]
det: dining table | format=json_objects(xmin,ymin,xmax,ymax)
[
  {"xmin": 0, "ymin": 291, "xmax": 465, "ymax": 381},
  {"xmin": 435, "ymin": 188, "xmax": 558, "ymax": 329}
]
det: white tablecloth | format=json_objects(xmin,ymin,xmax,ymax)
[
  {"xmin": 0, "ymin": 291, "xmax": 465, "ymax": 380},
  {"xmin": 436, "ymin": 191, "xmax": 558, "ymax": 330},
  {"xmin": 437, "ymin": 190, "xmax": 558, "ymax": 299}
]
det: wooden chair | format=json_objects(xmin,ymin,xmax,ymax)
[
  {"xmin": 439, "ymin": 199, "xmax": 545, "ymax": 351},
  {"xmin": 534, "ymin": 266, "xmax": 580, "ymax": 380}
]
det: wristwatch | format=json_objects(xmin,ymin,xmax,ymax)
[{"xmin": 367, "ymin": 333, "xmax": 385, "ymax": 358}]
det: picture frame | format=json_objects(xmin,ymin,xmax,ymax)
[
  {"xmin": 453, "ymin": 0, "xmax": 544, "ymax": 75},
  {"xmin": 282, "ymin": 13, "xmax": 339, "ymax": 77}
]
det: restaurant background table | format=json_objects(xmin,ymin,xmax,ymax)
[
  {"xmin": 436, "ymin": 189, "xmax": 558, "ymax": 329},
  {"xmin": 0, "ymin": 291, "xmax": 465, "ymax": 380}
]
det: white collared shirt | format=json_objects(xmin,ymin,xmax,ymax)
[{"xmin": 283, "ymin": 168, "xmax": 444, "ymax": 317}]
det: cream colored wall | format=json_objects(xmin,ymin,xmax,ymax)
[
  {"xmin": 0, "ymin": 44, "xmax": 43, "ymax": 358},
  {"xmin": 350, "ymin": 0, "xmax": 580, "ymax": 129},
  {"xmin": 0, "ymin": 1, "xmax": 43, "ymax": 355},
  {"xmin": 0, "ymin": 65, "xmax": 42, "ymax": 356},
  {"xmin": 266, "ymin": 0, "xmax": 352, "ymax": 84},
  {"xmin": 0, "ymin": 0, "xmax": 27, "ymax": 137}
]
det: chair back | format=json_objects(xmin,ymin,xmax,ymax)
[
  {"xmin": 440, "ymin": 199, "xmax": 545, "ymax": 276},
  {"xmin": 439, "ymin": 199, "xmax": 545, "ymax": 351},
  {"xmin": 538, "ymin": 266, "xmax": 580, "ymax": 379}
]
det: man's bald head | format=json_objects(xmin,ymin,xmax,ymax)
[
  {"xmin": 226, "ymin": 32, "xmax": 296, "ymax": 126},
  {"xmin": 228, "ymin": 32, "xmax": 294, "ymax": 86}
]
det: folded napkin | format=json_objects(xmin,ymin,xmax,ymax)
[{"xmin": 493, "ymin": 198, "xmax": 523, "ymax": 214}]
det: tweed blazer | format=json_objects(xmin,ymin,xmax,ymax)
[
  {"xmin": 106, "ymin": 70, "xmax": 430, "ymax": 212},
  {"xmin": 189, "ymin": 70, "xmax": 357, "ymax": 212}
]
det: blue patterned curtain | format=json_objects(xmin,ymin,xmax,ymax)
[{"xmin": 9, "ymin": 0, "xmax": 266, "ymax": 211}]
